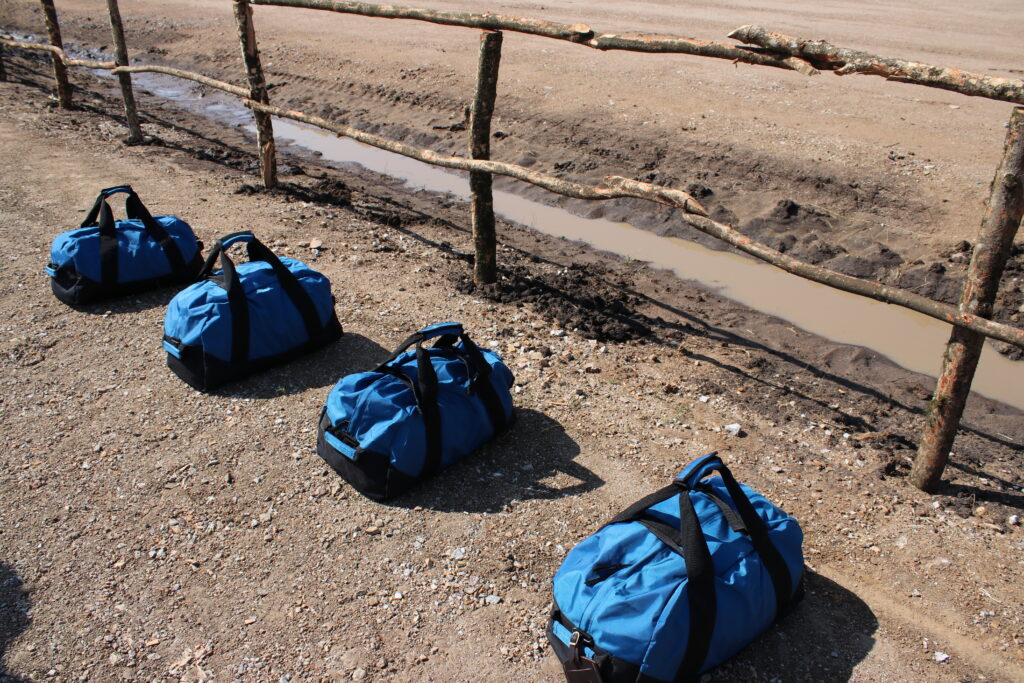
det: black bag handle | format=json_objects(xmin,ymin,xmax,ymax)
[
  {"xmin": 605, "ymin": 453, "xmax": 796, "ymax": 680},
  {"xmin": 605, "ymin": 479, "xmax": 717, "ymax": 680},
  {"xmin": 675, "ymin": 454, "xmax": 794, "ymax": 621},
  {"xmin": 201, "ymin": 231, "xmax": 323, "ymax": 364},
  {"xmin": 374, "ymin": 322, "xmax": 501, "ymax": 414},
  {"xmin": 82, "ymin": 185, "xmax": 188, "ymax": 284},
  {"xmin": 370, "ymin": 323, "xmax": 508, "ymax": 478}
]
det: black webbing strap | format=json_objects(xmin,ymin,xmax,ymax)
[
  {"xmin": 414, "ymin": 345, "xmax": 444, "ymax": 477},
  {"xmin": 201, "ymin": 232, "xmax": 323, "ymax": 364},
  {"xmin": 376, "ymin": 362, "xmax": 441, "ymax": 477},
  {"xmin": 96, "ymin": 200, "xmax": 120, "ymax": 286},
  {"xmin": 225, "ymin": 272, "xmax": 250, "ymax": 365},
  {"xmin": 87, "ymin": 187, "xmax": 188, "ymax": 284},
  {"xmin": 607, "ymin": 484, "xmax": 683, "ymax": 527},
  {"xmin": 710, "ymin": 466, "xmax": 794, "ymax": 621},
  {"xmin": 373, "ymin": 324, "xmax": 506, "ymax": 477},
  {"xmin": 694, "ymin": 485, "xmax": 747, "ymax": 534},
  {"xmin": 453, "ymin": 334, "xmax": 508, "ymax": 436},
  {"xmin": 605, "ymin": 482, "xmax": 716, "ymax": 678},
  {"xmin": 674, "ymin": 489, "xmax": 716, "ymax": 682}
]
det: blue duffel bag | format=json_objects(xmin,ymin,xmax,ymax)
[
  {"xmin": 548, "ymin": 453, "xmax": 804, "ymax": 682},
  {"xmin": 163, "ymin": 231, "xmax": 342, "ymax": 390},
  {"xmin": 46, "ymin": 185, "xmax": 202, "ymax": 305},
  {"xmin": 317, "ymin": 322, "xmax": 514, "ymax": 500}
]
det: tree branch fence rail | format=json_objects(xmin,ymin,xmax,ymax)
[{"xmin": 3, "ymin": 0, "xmax": 1023, "ymax": 492}]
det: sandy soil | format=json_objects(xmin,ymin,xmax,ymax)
[{"xmin": 1, "ymin": 1, "xmax": 1024, "ymax": 682}]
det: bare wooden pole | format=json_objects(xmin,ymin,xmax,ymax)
[
  {"xmin": 38, "ymin": 0, "xmax": 72, "ymax": 107},
  {"xmin": 232, "ymin": 0, "xmax": 277, "ymax": 188},
  {"xmin": 104, "ymin": 0, "xmax": 144, "ymax": 143},
  {"xmin": 910, "ymin": 108, "xmax": 1024, "ymax": 492},
  {"xmin": 469, "ymin": 31, "xmax": 502, "ymax": 285}
]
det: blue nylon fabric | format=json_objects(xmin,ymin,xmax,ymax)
[
  {"xmin": 163, "ymin": 256, "xmax": 335, "ymax": 361},
  {"xmin": 49, "ymin": 216, "xmax": 199, "ymax": 282},
  {"xmin": 551, "ymin": 468, "xmax": 803, "ymax": 681},
  {"xmin": 322, "ymin": 340, "xmax": 514, "ymax": 477}
]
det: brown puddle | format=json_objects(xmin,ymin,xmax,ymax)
[{"xmin": 127, "ymin": 71, "xmax": 1024, "ymax": 411}]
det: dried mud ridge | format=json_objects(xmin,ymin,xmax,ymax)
[{"xmin": 456, "ymin": 263, "xmax": 659, "ymax": 343}]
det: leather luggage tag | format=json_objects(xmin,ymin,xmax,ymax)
[{"xmin": 562, "ymin": 655, "xmax": 604, "ymax": 683}]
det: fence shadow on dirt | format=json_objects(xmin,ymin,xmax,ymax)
[
  {"xmin": 0, "ymin": 563, "xmax": 31, "ymax": 683},
  {"xmin": 942, "ymin": 461, "xmax": 1024, "ymax": 512},
  {"xmin": 389, "ymin": 408, "xmax": 603, "ymax": 513},
  {"xmin": 713, "ymin": 569, "xmax": 878, "ymax": 682},
  {"xmin": 212, "ymin": 332, "xmax": 388, "ymax": 399}
]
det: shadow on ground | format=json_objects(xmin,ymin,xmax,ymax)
[
  {"xmin": 66, "ymin": 284, "xmax": 181, "ymax": 316},
  {"xmin": 0, "ymin": 563, "xmax": 30, "ymax": 683},
  {"xmin": 390, "ymin": 408, "xmax": 603, "ymax": 513},
  {"xmin": 705, "ymin": 570, "xmax": 878, "ymax": 681},
  {"xmin": 212, "ymin": 332, "xmax": 389, "ymax": 399}
]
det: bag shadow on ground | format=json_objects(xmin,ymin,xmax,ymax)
[
  {"xmin": 0, "ymin": 563, "xmax": 31, "ymax": 682},
  {"xmin": 385, "ymin": 408, "xmax": 604, "ymax": 513},
  {"xmin": 711, "ymin": 570, "xmax": 878, "ymax": 681},
  {"xmin": 210, "ymin": 332, "xmax": 389, "ymax": 399},
  {"xmin": 61, "ymin": 282, "xmax": 182, "ymax": 316}
]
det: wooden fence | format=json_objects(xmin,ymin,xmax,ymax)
[{"xmin": 2, "ymin": 0, "xmax": 1023, "ymax": 492}]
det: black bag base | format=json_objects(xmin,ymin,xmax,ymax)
[
  {"xmin": 547, "ymin": 575, "xmax": 807, "ymax": 683},
  {"xmin": 315, "ymin": 410, "xmax": 417, "ymax": 501},
  {"xmin": 316, "ymin": 406, "xmax": 517, "ymax": 502},
  {"xmin": 49, "ymin": 250, "xmax": 204, "ymax": 307},
  {"xmin": 167, "ymin": 313, "xmax": 343, "ymax": 391}
]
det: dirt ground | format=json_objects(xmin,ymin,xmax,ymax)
[{"xmin": 1, "ymin": 1, "xmax": 1024, "ymax": 682}]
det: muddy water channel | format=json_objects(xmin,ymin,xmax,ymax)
[{"xmin": 134, "ymin": 74, "xmax": 1024, "ymax": 410}]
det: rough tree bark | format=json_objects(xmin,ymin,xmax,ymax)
[
  {"xmin": 469, "ymin": 31, "xmax": 502, "ymax": 285},
  {"xmin": 910, "ymin": 108, "xmax": 1024, "ymax": 492},
  {"xmin": 247, "ymin": 0, "xmax": 1024, "ymax": 104},
  {"xmin": 232, "ymin": 0, "xmax": 277, "ymax": 189},
  {"xmin": 248, "ymin": 0, "xmax": 806, "ymax": 73},
  {"xmin": 0, "ymin": 41, "xmax": 8, "ymax": 82},
  {"xmin": 112, "ymin": 65, "xmax": 249, "ymax": 97},
  {"xmin": 729, "ymin": 25, "xmax": 1024, "ymax": 105},
  {"xmin": 38, "ymin": 0, "xmax": 72, "ymax": 107},
  {"xmin": 105, "ymin": 0, "xmax": 144, "ymax": 143}
]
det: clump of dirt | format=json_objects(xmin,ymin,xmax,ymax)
[
  {"xmin": 456, "ymin": 262, "xmax": 655, "ymax": 342},
  {"xmin": 233, "ymin": 177, "xmax": 353, "ymax": 207}
]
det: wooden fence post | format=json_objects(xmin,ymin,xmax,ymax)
[
  {"xmin": 38, "ymin": 0, "xmax": 72, "ymax": 107},
  {"xmin": 910, "ymin": 106, "xmax": 1024, "ymax": 492},
  {"xmin": 232, "ymin": 0, "xmax": 277, "ymax": 189},
  {"xmin": 469, "ymin": 30, "xmax": 502, "ymax": 285},
  {"xmin": 105, "ymin": 0, "xmax": 143, "ymax": 143}
]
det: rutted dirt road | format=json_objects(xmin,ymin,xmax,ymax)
[{"xmin": 1, "ymin": 1, "xmax": 1024, "ymax": 682}]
